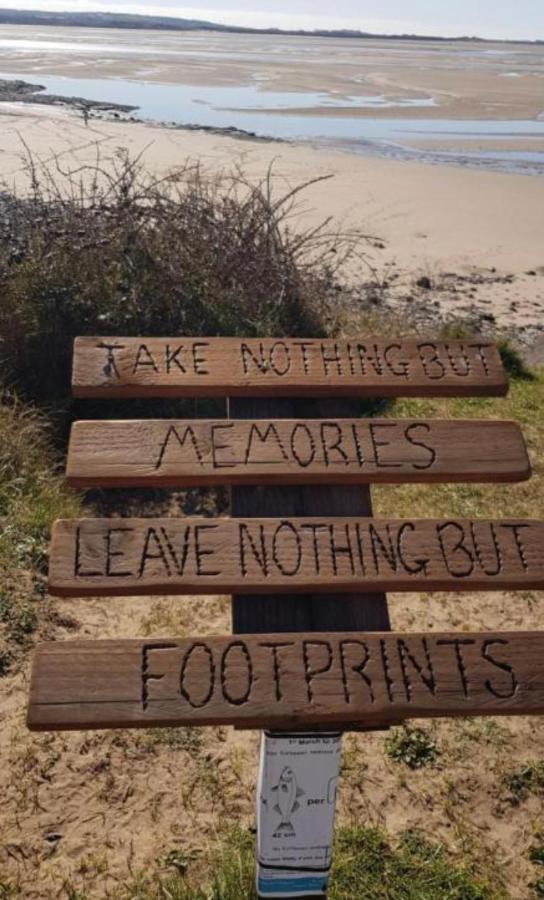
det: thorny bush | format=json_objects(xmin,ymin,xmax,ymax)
[{"xmin": 0, "ymin": 149, "xmax": 370, "ymax": 423}]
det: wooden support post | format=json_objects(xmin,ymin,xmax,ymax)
[{"xmin": 229, "ymin": 396, "xmax": 391, "ymax": 899}]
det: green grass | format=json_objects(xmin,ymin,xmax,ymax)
[
  {"xmin": 144, "ymin": 727, "xmax": 204, "ymax": 755},
  {"xmin": 373, "ymin": 370, "xmax": 544, "ymax": 521},
  {"xmin": 385, "ymin": 726, "xmax": 439, "ymax": 769},
  {"xmin": 0, "ymin": 399, "xmax": 81, "ymax": 669},
  {"xmin": 0, "ymin": 882, "xmax": 19, "ymax": 900},
  {"xmin": 502, "ymin": 760, "xmax": 544, "ymax": 803},
  {"xmin": 530, "ymin": 846, "xmax": 544, "ymax": 866},
  {"xmin": 100, "ymin": 826, "xmax": 504, "ymax": 899}
]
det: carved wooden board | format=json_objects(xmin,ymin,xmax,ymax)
[
  {"xmin": 48, "ymin": 517, "xmax": 544, "ymax": 597},
  {"xmin": 66, "ymin": 419, "xmax": 530, "ymax": 487},
  {"xmin": 72, "ymin": 337, "xmax": 507, "ymax": 398},
  {"xmin": 28, "ymin": 632, "xmax": 544, "ymax": 731}
]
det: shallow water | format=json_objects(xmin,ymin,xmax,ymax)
[
  {"xmin": 3, "ymin": 69, "xmax": 544, "ymax": 175},
  {"xmin": 1, "ymin": 71, "xmax": 438, "ymax": 114}
]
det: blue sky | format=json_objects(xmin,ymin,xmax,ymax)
[{"xmin": 1, "ymin": 0, "xmax": 542, "ymax": 40}]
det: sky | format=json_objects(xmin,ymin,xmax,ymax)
[{"xmin": 0, "ymin": 0, "xmax": 543, "ymax": 41}]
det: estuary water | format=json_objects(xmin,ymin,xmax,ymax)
[{"xmin": 1, "ymin": 27, "xmax": 544, "ymax": 175}]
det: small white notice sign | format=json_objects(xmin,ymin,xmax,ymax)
[{"xmin": 256, "ymin": 731, "xmax": 342, "ymax": 898}]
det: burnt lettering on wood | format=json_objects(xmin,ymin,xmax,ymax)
[
  {"xmin": 51, "ymin": 517, "xmax": 544, "ymax": 597},
  {"xmin": 66, "ymin": 418, "xmax": 530, "ymax": 488},
  {"xmin": 28, "ymin": 632, "xmax": 544, "ymax": 730},
  {"xmin": 66, "ymin": 417, "xmax": 531, "ymax": 491},
  {"xmin": 72, "ymin": 337, "xmax": 508, "ymax": 398}
]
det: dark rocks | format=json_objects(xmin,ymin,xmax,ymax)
[
  {"xmin": 0, "ymin": 77, "xmax": 136, "ymax": 113},
  {"xmin": 416, "ymin": 275, "xmax": 432, "ymax": 289},
  {"xmin": 44, "ymin": 832, "xmax": 62, "ymax": 843}
]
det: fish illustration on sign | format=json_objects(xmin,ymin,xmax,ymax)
[{"xmin": 271, "ymin": 766, "xmax": 305, "ymax": 833}]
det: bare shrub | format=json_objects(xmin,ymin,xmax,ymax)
[{"xmin": 0, "ymin": 149, "xmax": 370, "ymax": 418}]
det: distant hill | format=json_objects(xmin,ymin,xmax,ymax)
[
  {"xmin": 0, "ymin": 9, "xmax": 231, "ymax": 30},
  {"xmin": 0, "ymin": 8, "xmax": 540, "ymax": 42}
]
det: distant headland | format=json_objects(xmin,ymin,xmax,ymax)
[{"xmin": 0, "ymin": 8, "xmax": 541, "ymax": 43}]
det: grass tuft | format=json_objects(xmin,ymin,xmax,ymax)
[
  {"xmin": 497, "ymin": 338, "xmax": 535, "ymax": 381},
  {"xmin": 145, "ymin": 727, "xmax": 204, "ymax": 756},
  {"xmin": 331, "ymin": 827, "xmax": 502, "ymax": 899},
  {"xmin": 502, "ymin": 760, "xmax": 544, "ymax": 803},
  {"xmin": 107, "ymin": 825, "xmax": 504, "ymax": 899},
  {"xmin": 0, "ymin": 399, "xmax": 81, "ymax": 667},
  {"xmin": 384, "ymin": 725, "xmax": 439, "ymax": 769}
]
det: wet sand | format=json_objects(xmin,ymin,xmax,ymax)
[
  {"xmin": 0, "ymin": 29, "xmax": 543, "ymax": 351},
  {"xmin": 0, "ymin": 26, "xmax": 543, "ymax": 122}
]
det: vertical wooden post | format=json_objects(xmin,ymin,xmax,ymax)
[{"xmin": 229, "ymin": 396, "xmax": 391, "ymax": 899}]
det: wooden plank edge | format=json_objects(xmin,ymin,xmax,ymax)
[
  {"xmin": 27, "ymin": 632, "xmax": 544, "ymax": 732},
  {"xmin": 47, "ymin": 515, "xmax": 544, "ymax": 597},
  {"xmin": 65, "ymin": 469, "xmax": 532, "ymax": 489},
  {"xmin": 71, "ymin": 382, "xmax": 509, "ymax": 400}
]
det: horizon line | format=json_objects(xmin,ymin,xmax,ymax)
[{"xmin": 0, "ymin": 6, "xmax": 541, "ymax": 43}]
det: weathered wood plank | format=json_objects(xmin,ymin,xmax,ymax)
[
  {"xmin": 27, "ymin": 632, "xmax": 544, "ymax": 731},
  {"xmin": 72, "ymin": 337, "xmax": 508, "ymax": 398},
  {"xmin": 66, "ymin": 418, "xmax": 530, "ymax": 488},
  {"xmin": 228, "ymin": 396, "xmax": 392, "ymax": 739},
  {"xmin": 48, "ymin": 516, "xmax": 544, "ymax": 597}
]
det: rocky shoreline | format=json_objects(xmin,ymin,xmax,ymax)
[
  {"xmin": 0, "ymin": 77, "xmax": 136, "ymax": 113},
  {"xmin": 0, "ymin": 77, "xmax": 285, "ymax": 143},
  {"xmin": 95, "ymin": 106, "xmax": 285, "ymax": 143}
]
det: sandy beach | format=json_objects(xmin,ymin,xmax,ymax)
[
  {"xmin": 1, "ymin": 101, "xmax": 543, "ymax": 354},
  {"xmin": 1, "ymin": 24, "xmax": 544, "ymax": 899}
]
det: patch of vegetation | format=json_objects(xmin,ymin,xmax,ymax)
[
  {"xmin": 496, "ymin": 338, "xmax": 535, "ymax": 381},
  {"xmin": 531, "ymin": 849, "xmax": 544, "ymax": 900},
  {"xmin": 156, "ymin": 848, "xmax": 200, "ymax": 875},
  {"xmin": 145, "ymin": 727, "xmax": 204, "ymax": 756},
  {"xmin": 530, "ymin": 846, "xmax": 544, "ymax": 866},
  {"xmin": 0, "ymin": 156, "xmax": 365, "ymax": 433},
  {"xmin": 384, "ymin": 725, "xmax": 439, "ymax": 769},
  {"xmin": 502, "ymin": 761, "xmax": 544, "ymax": 803},
  {"xmin": 374, "ymin": 371, "xmax": 544, "ymax": 521},
  {"xmin": 331, "ymin": 827, "xmax": 502, "ymax": 899},
  {"xmin": 0, "ymin": 399, "xmax": 81, "ymax": 668},
  {"xmin": 0, "ymin": 592, "xmax": 36, "ymax": 645},
  {"xmin": 108, "ymin": 826, "xmax": 503, "ymax": 899},
  {"xmin": 454, "ymin": 718, "xmax": 511, "ymax": 751}
]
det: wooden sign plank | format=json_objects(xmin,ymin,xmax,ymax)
[
  {"xmin": 49, "ymin": 516, "xmax": 544, "ymax": 597},
  {"xmin": 27, "ymin": 632, "xmax": 544, "ymax": 731},
  {"xmin": 72, "ymin": 337, "xmax": 508, "ymax": 398},
  {"xmin": 227, "ymin": 395, "xmax": 393, "ymax": 736},
  {"xmin": 66, "ymin": 418, "xmax": 530, "ymax": 488}
]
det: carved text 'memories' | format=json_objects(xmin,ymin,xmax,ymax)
[
  {"xmin": 153, "ymin": 421, "xmax": 437, "ymax": 471},
  {"xmin": 66, "ymin": 419, "xmax": 530, "ymax": 488}
]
